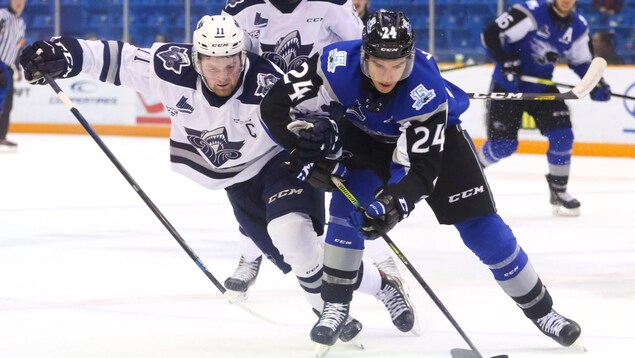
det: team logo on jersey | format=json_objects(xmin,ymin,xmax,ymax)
[
  {"xmin": 254, "ymin": 12, "xmax": 268, "ymax": 27},
  {"xmin": 157, "ymin": 46, "xmax": 190, "ymax": 75},
  {"xmin": 255, "ymin": 73, "xmax": 280, "ymax": 97},
  {"xmin": 176, "ymin": 96, "xmax": 194, "ymax": 114},
  {"xmin": 225, "ymin": 0, "xmax": 245, "ymax": 8},
  {"xmin": 185, "ymin": 127, "xmax": 245, "ymax": 167},
  {"xmin": 346, "ymin": 100, "xmax": 366, "ymax": 121},
  {"xmin": 536, "ymin": 25, "xmax": 551, "ymax": 39},
  {"xmin": 327, "ymin": 49, "xmax": 347, "ymax": 73},
  {"xmin": 410, "ymin": 84, "xmax": 436, "ymax": 110},
  {"xmin": 530, "ymin": 40, "xmax": 560, "ymax": 65},
  {"xmin": 261, "ymin": 30, "xmax": 313, "ymax": 72}
]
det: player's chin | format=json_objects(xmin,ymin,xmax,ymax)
[{"xmin": 375, "ymin": 83, "xmax": 396, "ymax": 93}]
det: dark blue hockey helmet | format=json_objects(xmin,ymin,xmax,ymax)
[
  {"xmin": 362, "ymin": 11, "xmax": 415, "ymax": 59},
  {"xmin": 361, "ymin": 11, "xmax": 416, "ymax": 80}
]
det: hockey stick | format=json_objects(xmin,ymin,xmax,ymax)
[
  {"xmin": 440, "ymin": 63, "xmax": 481, "ymax": 73},
  {"xmin": 330, "ymin": 177, "xmax": 508, "ymax": 358},
  {"xmin": 40, "ymin": 72, "xmax": 282, "ymax": 326},
  {"xmin": 520, "ymin": 74, "xmax": 635, "ymax": 101},
  {"xmin": 467, "ymin": 57, "xmax": 607, "ymax": 100}
]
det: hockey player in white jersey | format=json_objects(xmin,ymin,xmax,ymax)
[
  {"xmin": 20, "ymin": 14, "xmax": 417, "ymax": 347},
  {"xmin": 221, "ymin": 0, "xmax": 406, "ymax": 300}
]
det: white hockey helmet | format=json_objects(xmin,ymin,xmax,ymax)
[{"xmin": 192, "ymin": 15, "xmax": 245, "ymax": 74}]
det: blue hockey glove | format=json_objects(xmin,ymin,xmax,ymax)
[
  {"xmin": 292, "ymin": 116, "xmax": 342, "ymax": 162},
  {"xmin": 348, "ymin": 190, "xmax": 410, "ymax": 239},
  {"xmin": 20, "ymin": 37, "xmax": 82, "ymax": 85},
  {"xmin": 590, "ymin": 80, "xmax": 611, "ymax": 102}
]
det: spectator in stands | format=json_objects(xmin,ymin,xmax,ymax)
[
  {"xmin": 592, "ymin": 30, "xmax": 624, "ymax": 64},
  {"xmin": 592, "ymin": 0, "xmax": 624, "ymax": 25},
  {"xmin": 154, "ymin": 33, "xmax": 169, "ymax": 43},
  {"xmin": 352, "ymin": 0, "xmax": 376, "ymax": 25},
  {"xmin": 0, "ymin": 0, "xmax": 26, "ymax": 153}
]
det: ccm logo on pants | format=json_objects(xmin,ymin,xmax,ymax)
[
  {"xmin": 448, "ymin": 186, "xmax": 484, "ymax": 203},
  {"xmin": 268, "ymin": 188, "xmax": 305, "ymax": 203}
]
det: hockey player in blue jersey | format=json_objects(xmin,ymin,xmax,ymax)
[
  {"xmin": 477, "ymin": 0, "xmax": 612, "ymax": 217},
  {"xmin": 19, "ymin": 14, "xmax": 417, "ymax": 345},
  {"xmin": 258, "ymin": 10, "xmax": 583, "ymax": 349}
]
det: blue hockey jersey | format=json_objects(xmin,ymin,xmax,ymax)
[{"xmin": 483, "ymin": 0, "xmax": 594, "ymax": 92}]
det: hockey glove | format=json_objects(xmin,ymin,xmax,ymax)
[
  {"xmin": 501, "ymin": 54, "xmax": 522, "ymax": 89},
  {"xmin": 282, "ymin": 156, "xmax": 349, "ymax": 192},
  {"xmin": 290, "ymin": 116, "xmax": 342, "ymax": 162},
  {"xmin": 348, "ymin": 189, "xmax": 410, "ymax": 240},
  {"xmin": 590, "ymin": 79, "xmax": 611, "ymax": 102},
  {"xmin": 20, "ymin": 37, "xmax": 82, "ymax": 85}
]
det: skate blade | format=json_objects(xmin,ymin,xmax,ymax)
[
  {"xmin": 552, "ymin": 205, "xmax": 580, "ymax": 217},
  {"xmin": 570, "ymin": 337, "xmax": 587, "ymax": 352},
  {"xmin": 224, "ymin": 290, "xmax": 248, "ymax": 303},
  {"xmin": 346, "ymin": 334, "xmax": 364, "ymax": 350},
  {"xmin": 314, "ymin": 343, "xmax": 331, "ymax": 358}
]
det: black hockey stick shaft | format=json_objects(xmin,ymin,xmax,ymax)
[
  {"xmin": 440, "ymin": 63, "xmax": 480, "ymax": 73},
  {"xmin": 330, "ymin": 177, "xmax": 484, "ymax": 358},
  {"xmin": 520, "ymin": 74, "xmax": 635, "ymax": 101},
  {"xmin": 40, "ymin": 73, "xmax": 225, "ymax": 292},
  {"xmin": 41, "ymin": 73, "xmax": 285, "ymax": 325},
  {"xmin": 468, "ymin": 57, "xmax": 607, "ymax": 101}
]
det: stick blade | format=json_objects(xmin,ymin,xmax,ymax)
[
  {"xmin": 571, "ymin": 57, "xmax": 607, "ymax": 99},
  {"xmin": 450, "ymin": 348, "xmax": 509, "ymax": 358},
  {"xmin": 450, "ymin": 348, "xmax": 482, "ymax": 358}
]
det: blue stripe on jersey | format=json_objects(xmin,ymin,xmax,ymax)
[
  {"xmin": 169, "ymin": 140, "xmax": 241, "ymax": 180},
  {"xmin": 114, "ymin": 41, "xmax": 124, "ymax": 86},
  {"xmin": 223, "ymin": 0, "xmax": 266, "ymax": 16},
  {"xmin": 100, "ymin": 40, "xmax": 110, "ymax": 83}
]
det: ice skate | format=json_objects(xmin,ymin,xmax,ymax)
[
  {"xmin": 0, "ymin": 139, "xmax": 18, "ymax": 153},
  {"xmin": 532, "ymin": 309, "xmax": 585, "ymax": 350},
  {"xmin": 312, "ymin": 308, "xmax": 364, "ymax": 348},
  {"xmin": 311, "ymin": 302, "xmax": 349, "ymax": 356},
  {"xmin": 376, "ymin": 271, "xmax": 419, "ymax": 335},
  {"xmin": 373, "ymin": 256, "xmax": 400, "ymax": 277},
  {"xmin": 546, "ymin": 174, "xmax": 580, "ymax": 217},
  {"xmin": 223, "ymin": 255, "xmax": 262, "ymax": 302}
]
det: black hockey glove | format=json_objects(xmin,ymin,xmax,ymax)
[
  {"xmin": 348, "ymin": 189, "xmax": 411, "ymax": 240},
  {"xmin": 282, "ymin": 156, "xmax": 349, "ymax": 192},
  {"xmin": 289, "ymin": 115, "xmax": 342, "ymax": 162},
  {"xmin": 590, "ymin": 79, "xmax": 611, "ymax": 102},
  {"xmin": 19, "ymin": 37, "xmax": 82, "ymax": 85},
  {"xmin": 501, "ymin": 54, "xmax": 522, "ymax": 87}
]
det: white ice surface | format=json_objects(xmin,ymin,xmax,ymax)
[{"xmin": 1, "ymin": 133, "xmax": 634, "ymax": 358}]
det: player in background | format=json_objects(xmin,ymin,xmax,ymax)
[
  {"xmin": 258, "ymin": 10, "xmax": 583, "ymax": 350},
  {"xmin": 352, "ymin": 0, "xmax": 377, "ymax": 24},
  {"xmin": 221, "ymin": 0, "xmax": 406, "ymax": 299},
  {"xmin": 20, "ymin": 14, "xmax": 417, "ymax": 345},
  {"xmin": 477, "ymin": 0, "xmax": 611, "ymax": 216}
]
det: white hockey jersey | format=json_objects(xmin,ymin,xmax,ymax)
[
  {"xmin": 77, "ymin": 40, "xmax": 284, "ymax": 190},
  {"xmin": 222, "ymin": 0, "xmax": 363, "ymax": 73}
]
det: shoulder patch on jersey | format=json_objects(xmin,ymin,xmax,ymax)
[
  {"xmin": 306, "ymin": 0, "xmax": 347, "ymax": 5},
  {"xmin": 157, "ymin": 45, "xmax": 191, "ymax": 74},
  {"xmin": 255, "ymin": 72, "xmax": 279, "ymax": 97},
  {"xmin": 410, "ymin": 84, "xmax": 436, "ymax": 110},
  {"xmin": 154, "ymin": 43, "xmax": 198, "ymax": 89},
  {"xmin": 327, "ymin": 48, "xmax": 347, "ymax": 73},
  {"xmin": 223, "ymin": 0, "xmax": 265, "ymax": 15}
]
